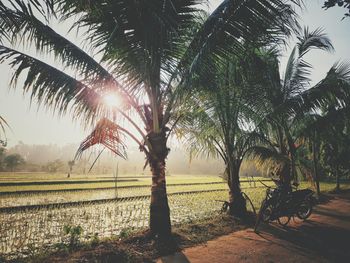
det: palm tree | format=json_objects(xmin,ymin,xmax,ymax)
[
  {"xmin": 292, "ymin": 108, "xmax": 348, "ymax": 196},
  {"xmin": 0, "ymin": 0, "xmax": 299, "ymax": 238},
  {"xmin": 313, "ymin": 107, "xmax": 350, "ymax": 191},
  {"xmin": 292, "ymin": 112, "xmax": 323, "ymax": 196},
  {"xmin": 250, "ymin": 28, "xmax": 350, "ymax": 188},
  {"xmin": 179, "ymin": 55, "xmax": 269, "ymax": 216}
]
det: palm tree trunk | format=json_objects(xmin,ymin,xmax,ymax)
[
  {"xmin": 148, "ymin": 131, "xmax": 171, "ymax": 239},
  {"xmin": 279, "ymin": 161, "xmax": 292, "ymax": 189},
  {"xmin": 283, "ymin": 123, "xmax": 296, "ymax": 187},
  {"xmin": 227, "ymin": 160, "xmax": 246, "ymax": 217},
  {"xmin": 335, "ymin": 168, "xmax": 340, "ymax": 192},
  {"xmin": 312, "ymin": 134, "xmax": 320, "ymax": 197},
  {"xmin": 290, "ymin": 151, "xmax": 296, "ymax": 182}
]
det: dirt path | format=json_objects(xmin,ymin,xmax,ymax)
[{"xmin": 158, "ymin": 193, "xmax": 350, "ymax": 263}]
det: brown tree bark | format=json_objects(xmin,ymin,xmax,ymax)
[
  {"xmin": 312, "ymin": 135, "xmax": 321, "ymax": 197},
  {"xmin": 148, "ymin": 131, "xmax": 172, "ymax": 239},
  {"xmin": 335, "ymin": 168, "xmax": 340, "ymax": 192},
  {"xmin": 279, "ymin": 162, "xmax": 291, "ymax": 186},
  {"xmin": 283, "ymin": 123, "xmax": 296, "ymax": 189},
  {"xmin": 227, "ymin": 161, "xmax": 246, "ymax": 217}
]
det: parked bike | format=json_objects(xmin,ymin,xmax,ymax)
[{"xmin": 254, "ymin": 180, "xmax": 315, "ymax": 232}]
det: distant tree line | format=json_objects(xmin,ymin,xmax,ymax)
[{"xmin": 0, "ymin": 142, "xmax": 231, "ymax": 175}]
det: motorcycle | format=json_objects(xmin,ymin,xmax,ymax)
[{"xmin": 254, "ymin": 180, "xmax": 315, "ymax": 232}]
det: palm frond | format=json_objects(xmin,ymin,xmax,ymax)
[
  {"xmin": 54, "ymin": 0, "xmax": 203, "ymax": 86},
  {"xmin": 75, "ymin": 118, "xmax": 127, "ymax": 160},
  {"xmin": 295, "ymin": 107, "xmax": 350, "ymax": 139},
  {"xmin": 291, "ymin": 113, "xmax": 318, "ymax": 139},
  {"xmin": 0, "ymin": 1, "xmax": 54, "ymax": 23},
  {"xmin": 179, "ymin": 0, "xmax": 300, "ymax": 84},
  {"xmin": 248, "ymin": 145, "xmax": 289, "ymax": 169},
  {"xmin": 179, "ymin": 104, "xmax": 223, "ymax": 161},
  {"xmin": 0, "ymin": 3, "xmax": 124, "ymax": 91},
  {"xmin": 283, "ymin": 27, "xmax": 334, "ymax": 98},
  {"xmin": 297, "ymin": 27, "xmax": 334, "ymax": 57},
  {"xmin": 237, "ymin": 131, "xmax": 274, "ymax": 156},
  {"xmin": 0, "ymin": 45, "xmax": 104, "ymax": 123},
  {"xmin": 0, "ymin": 2, "xmax": 146, "ymax": 121},
  {"xmin": 283, "ymin": 61, "xmax": 350, "ymax": 118},
  {"xmin": 0, "ymin": 44, "xmax": 146, "ymax": 134}
]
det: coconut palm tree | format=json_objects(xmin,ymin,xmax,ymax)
[
  {"xmin": 297, "ymin": 105, "xmax": 350, "ymax": 196},
  {"xmin": 0, "ymin": 0, "xmax": 299, "ymax": 238},
  {"xmin": 179, "ymin": 54, "xmax": 271, "ymax": 216},
  {"xmin": 308, "ymin": 106, "xmax": 350, "ymax": 192},
  {"xmin": 290, "ymin": 112, "xmax": 323, "ymax": 196},
  {"xmin": 249, "ymin": 28, "xmax": 350, "ymax": 187}
]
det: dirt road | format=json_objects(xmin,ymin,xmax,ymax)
[{"xmin": 158, "ymin": 192, "xmax": 350, "ymax": 263}]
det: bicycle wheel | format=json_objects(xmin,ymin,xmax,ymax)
[
  {"xmin": 277, "ymin": 215, "xmax": 291, "ymax": 226},
  {"xmin": 221, "ymin": 201, "xmax": 229, "ymax": 213},
  {"xmin": 296, "ymin": 201, "xmax": 313, "ymax": 220}
]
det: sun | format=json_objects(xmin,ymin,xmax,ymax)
[{"xmin": 103, "ymin": 94, "xmax": 121, "ymax": 108}]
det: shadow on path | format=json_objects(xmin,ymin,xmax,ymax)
[
  {"xmin": 158, "ymin": 193, "xmax": 350, "ymax": 263},
  {"xmin": 255, "ymin": 220, "xmax": 350, "ymax": 262},
  {"xmin": 158, "ymin": 252, "xmax": 191, "ymax": 263}
]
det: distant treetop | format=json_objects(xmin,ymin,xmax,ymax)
[{"xmin": 324, "ymin": 0, "xmax": 350, "ymax": 17}]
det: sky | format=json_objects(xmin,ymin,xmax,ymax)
[{"xmin": 0, "ymin": 0, "xmax": 349, "ymax": 147}]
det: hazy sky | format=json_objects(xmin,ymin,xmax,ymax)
[{"xmin": 0, "ymin": 0, "xmax": 349, "ymax": 147}]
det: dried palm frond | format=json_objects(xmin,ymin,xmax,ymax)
[
  {"xmin": 0, "ymin": 115, "xmax": 10, "ymax": 146},
  {"xmin": 75, "ymin": 118, "xmax": 127, "ymax": 160}
]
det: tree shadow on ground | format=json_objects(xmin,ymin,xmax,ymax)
[
  {"xmin": 157, "ymin": 252, "xmax": 191, "ymax": 263},
  {"xmin": 254, "ymin": 206, "xmax": 350, "ymax": 262},
  {"xmin": 314, "ymin": 207, "xmax": 350, "ymax": 221}
]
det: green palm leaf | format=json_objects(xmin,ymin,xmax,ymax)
[
  {"xmin": 179, "ymin": 0, "xmax": 300, "ymax": 86},
  {"xmin": 248, "ymin": 145, "xmax": 289, "ymax": 168},
  {"xmin": 283, "ymin": 27, "xmax": 334, "ymax": 98},
  {"xmin": 283, "ymin": 61, "xmax": 350, "ymax": 118}
]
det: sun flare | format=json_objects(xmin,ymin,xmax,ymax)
[{"xmin": 103, "ymin": 94, "xmax": 121, "ymax": 108}]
